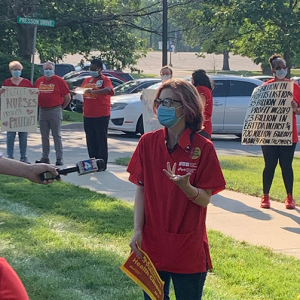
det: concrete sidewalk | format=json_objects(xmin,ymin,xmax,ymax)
[{"xmin": 1, "ymin": 125, "xmax": 299, "ymax": 259}]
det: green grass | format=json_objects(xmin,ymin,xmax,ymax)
[
  {"xmin": 114, "ymin": 155, "xmax": 300, "ymax": 205},
  {"xmin": 1, "ymin": 174, "xmax": 300, "ymax": 299},
  {"xmin": 62, "ymin": 110, "xmax": 83, "ymax": 123}
]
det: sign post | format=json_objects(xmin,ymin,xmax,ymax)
[{"xmin": 17, "ymin": 16, "xmax": 55, "ymax": 84}]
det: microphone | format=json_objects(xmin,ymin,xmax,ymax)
[{"xmin": 39, "ymin": 158, "xmax": 105, "ymax": 181}]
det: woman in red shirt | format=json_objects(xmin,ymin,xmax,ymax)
[
  {"xmin": 260, "ymin": 54, "xmax": 300, "ymax": 209},
  {"xmin": 192, "ymin": 69, "xmax": 213, "ymax": 139},
  {"xmin": 1, "ymin": 61, "xmax": 32, "ymax": 163},
  {"xmin": 128, "ymin": 79, "xmax": 225, "ymax": 300}
]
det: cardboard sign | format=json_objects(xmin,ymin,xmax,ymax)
[
  {"xmin": 1, "ymin": 87, "xmax": 39, "ymax": 132},
  {"xmin": 121, "ymin": 247, "xmax": 164, "ymax": 300},
  {"xmin": 141, "ymin": 89, "xmax": 163, "ymax": 133},
  {"xmin": 242, "ymin": 81, "xmax": 293, "ymax": 145}
]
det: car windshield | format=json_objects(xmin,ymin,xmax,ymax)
[{"xmin": 114, "ymin": 80, "xmax": 140, "ymax": 94}]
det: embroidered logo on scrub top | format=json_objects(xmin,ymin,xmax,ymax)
[
  {"xmin": 191, "ymin": 147, "xmax": 201, "ymax": 159},
  {"xmin": 177, "ymin": 162, "xmax": 197, "ymax": 174},
  {"xmin": 96, "ymin": 80, "xmax": 103, "ymax": 87}
]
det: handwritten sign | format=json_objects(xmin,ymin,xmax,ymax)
[
  {"xmin": 242, "ymin": 82, "xmax": 293, "ymax": 145},
  {"xmin": 142, "ymin": 89, "xmax": 163, "ymax": 133},
  {"xmin": 121, "ymin": 247, "xmax": 164, "ymax": 300},
  {"xmin": 1, "ymin": 87, "xmax": 39, "ymax": 132}
]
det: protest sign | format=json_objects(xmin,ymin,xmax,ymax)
[
  {"xmin": 242, "ymin": 81, "xmax": 293, "ymax": 145},
  {"xmin": 1, "ymin": 87, "xmax": 39, "ymax": 132},
  {"xmin": 142, "ymin": 89, "xmax": 163, "ymax": 133},
  {"xmin": 121, "ymin": 247, "xmax": 164, "ymax": 300}
]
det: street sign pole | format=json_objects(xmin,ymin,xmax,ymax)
[{"xmin": 30, "ymin": 25, "xmax": 38, "ymax": 84}]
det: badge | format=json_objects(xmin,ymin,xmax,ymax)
[
  {"xmin": 96, "ymin": 80, "xmax": 103, "ymax": 87},
  {"xmin": 191, "ymin": 147, "xmax": 201, "ymax": 159}
]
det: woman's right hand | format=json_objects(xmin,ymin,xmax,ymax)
[
  {"xmin": 0, "ymin": 88, "xmax": 6, "ymax": 95},
  {"xmin": 129, "ymin": 230, "xmax": 143, "ymax": 259}
]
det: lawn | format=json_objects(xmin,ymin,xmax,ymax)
[{"xmin": 1, "ymin": 158, "xmax": 300, "ymax": 300}]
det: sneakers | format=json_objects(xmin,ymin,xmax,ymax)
[
  {"xmin": 285, "ymin": 194, "xmax": 296, "ymax": 209},
  {"xmin": 260, "ymin": 194, "xmax": 270, "ymax": 209},
  {"xmin": 55, "ymin": 159, "xmax": 64, "ymax": 166},
  {"xmin": 35, "ymin": 158, "xmax": 50, "ymax": 164},
  {"xmin": 20, "ymin": 157, "xmax": 31, "ymax": 164}
]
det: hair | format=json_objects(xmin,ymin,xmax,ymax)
[
  {"xmin": 90, "ymin": 58, "xmax": 103, "ymax": 69},
  {"xmin": 9, "ymin": 61, "xmax": 23, "ymax": 70},
  {"xmin": 269, "ymin": 54, "xmax": 286, "ymax": 69},
  {"xmin": 192, "ymin": 69, "xmax": 212, "ymax": 90},
  {"xmin": 43, "ymin": 61, "xmax": 55, "ymax": 69},
  {"xmin": 160, "ymin": 65, "xmax": 173, "ymax": 77},
  {"xmin": 153, "ymin": 79, "xmax": 204, "ymax": 132}
]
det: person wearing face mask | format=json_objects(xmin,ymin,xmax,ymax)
[
  {"xmin": 260, "ymin": 54, "xmax": 300, "ymax": 209},
  {"xmin": 75, "ymin": 59, "xmax": 114, "ymax": 170},
  {"xmin": 128, "ymin": 79, "xmax": 225, "ymax": 300},
  {"xmin": 34, "ymin": 61, "xmax": 71, "ymax": 166},
  {"xmin": 0, "ymin": 61, "xmax": 32, "ymax": 163},
  {"xmin": 160, "ymin": 66, "xmax": 173, "ymax": 83}
]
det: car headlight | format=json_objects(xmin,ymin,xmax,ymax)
[{"xmin": 111, "ymin": 103, "xmax": 128, "ymax": 111}]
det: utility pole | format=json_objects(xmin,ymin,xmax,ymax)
[
  {"xmin": 162, "ymin": 0, "xmax": 168, "ymax": 66},
  {"xmin": 30, "ymin": 0, "xmax": 39, "ymax": 84}
]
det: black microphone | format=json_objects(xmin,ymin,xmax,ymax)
[{"xmin": 39, "ymin": 158, "xmax": 105, "ymax": 181}]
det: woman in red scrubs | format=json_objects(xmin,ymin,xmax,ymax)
[{"xmin": 128, "ymin": 79, "xmax": 226, "ymax": 300}]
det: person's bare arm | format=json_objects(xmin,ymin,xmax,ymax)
[{"xmin": 62, "ymin": 93, "xmax": 71, "ymax": 109}]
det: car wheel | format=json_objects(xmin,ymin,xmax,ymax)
[{"xmin": 136, "ymin": 116, "xmax": 144, "ymax": 135}]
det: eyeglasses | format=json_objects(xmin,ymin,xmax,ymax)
[
  {"xmin": 155, "ymin": 98, "xmax": 182, "ymax": 107},
  {"xmin": 275, "ymin": 66, "xmax": 287, "ymax": 71}
]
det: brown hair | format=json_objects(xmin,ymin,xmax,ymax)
[
  {"xmin": 160, "ymin": 66, "xmax": 173, "ymax": 77},
  {"xmin": 269, "ymin": 54, "xmax": 286, "ymax": 69},
  {"xmin": 153, "ymin": 79, "xmax": 204, "ymax": 132}
]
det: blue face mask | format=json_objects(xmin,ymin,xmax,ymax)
[
  {"xmin": 157, "ymin": 105, "xmax": 183, "ymax": 128},
  {"xmin": 12, "ymin": 70, "xmax": 22, "ymax": 78},
  {"xmin": 44, "ymin": 69, "xmax": 54, "ymax": 77},
  {"xmin": 275, "ymin": 69, "xmax": 287, "ymax": 79},
  {"xmin": 90, "ymin": 71, "xmax": 99, "ymax": 78}
]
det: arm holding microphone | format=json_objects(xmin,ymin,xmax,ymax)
[{"xmin": 0, "ymin": 154, "xmax": 59, "ymax": 184}]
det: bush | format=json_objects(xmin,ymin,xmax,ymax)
[{"xmin": 0, "ymin": 53, "xmax": 41, "ymax": 85}]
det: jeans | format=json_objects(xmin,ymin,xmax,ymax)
[
  {"xmin": 6, "ymin": 132, "xmax": 28, "ymax": 159},
  {"xmin": 144, "ymin": 271, "xmax": 207, "ymax": 300}
]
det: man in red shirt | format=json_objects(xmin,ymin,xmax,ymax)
[
  {"xmin": 34, "ymin": 61, "xmax": 71, "ymax": 166},
  {"xmin": 76, "ymin": 59, "xmax": 114, "ymax": 170}
]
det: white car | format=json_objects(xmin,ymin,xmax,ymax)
[{"xmin": 108, "ymin": 75, "xmax": 300, "ymax": 136}]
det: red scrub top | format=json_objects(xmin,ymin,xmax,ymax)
[
  {"xmin": 2, "ymin": 78, "xmax": 33, "ymax": 88},
  {"xmin": 34, "ymin": 75, "xmax": 70, "ymax": 108},
  {"xmin": 127, "ymin": 127, "xmax": 226, "ymax": 273},
  {"xmin": 0, "ymin": 258, "xmax": 29, "ymax": 300},
  {"xmin": 263, "ymin": 78, "xmax": 300, "ymax": 143},
  {"xmin": 196, "ymin": 86, "xmax": 213, "ymax": 136},
  {"xmin": 81, "ymin": 75, "xmax": 114, "ymax": 118}
]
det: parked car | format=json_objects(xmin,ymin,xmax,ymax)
[
  {"xmin": 65, "ymin": 76, "xmax": 124, "ymax": 112},
  {"xmin": 109, "ymin": 75, "xmax": 266, "ymax": 136},
  {"xmin": 249, "ymin": 75, "xmax": 273, "ymax": 82},
  {"xmin": 291, "ymin": 76, "xmax": 300, "ymax": 86},
  {"xmin": 114, "ymin": 78, "xmax": 161, "ymax": 95},
  {"xmin": 39, "ymin": 63, "xmax": 75, "ymax": 77}
]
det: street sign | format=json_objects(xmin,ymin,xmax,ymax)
[{"xmin": 17, "ymin": 16, "xmax": 55, "ymax": 27}]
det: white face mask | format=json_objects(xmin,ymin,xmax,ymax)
[
  {"xmin": 161, "ymin": 75, "xmax": 171, "ymax": 83},
  {"xmin": 275, "ymin": 69, "xmax": 287, "ymax": 79}
]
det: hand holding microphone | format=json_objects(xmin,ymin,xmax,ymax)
[{"xmin": 39, "ymin": 158, "xmax": 105, "ymax": 181}]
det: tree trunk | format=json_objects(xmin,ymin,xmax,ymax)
[
  {"xmin": 222, "ymin": 50, "xmax": 230, "ymax": 70},
  {"xmin": 17, "ymin": 24, "xmax": 35, "ymax": 62}
]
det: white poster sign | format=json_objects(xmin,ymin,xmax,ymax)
[
  {"xmin": 142, "ymin": 89, "xmax": 163, "ymax": 133},
  {"xmin": 1, "ymin": 87, "xmax": 39, "ymax": 132},
  {"xmin": 242, "ymin": 82, "xmax": 293, "ymax": 145}
]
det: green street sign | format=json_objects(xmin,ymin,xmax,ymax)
[{"xmin": 17, "ymin": 16, "xmax": 55, "ymax": 27}]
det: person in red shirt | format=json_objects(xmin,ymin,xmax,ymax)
[
  {"xmin": 260, "ymin": 54, "xmax": 300, "ymax": 209},
  {"xmin": 76, "ymin": 59, "xmax": 114, "ymax": 170},
  {"xmin": 34, "ymin": 61, "xmax": 71, "ymax": 166},
  {"xmin": 192, "ymin": 69, "xmax": 213, "ymax": 139},
  {"xmin": 0, "ymin": 61, "xmax": 33, "ymax": 163},
  {"xmin": 128, "ymin": 79, "xmax": 225, "ymax": 300}
]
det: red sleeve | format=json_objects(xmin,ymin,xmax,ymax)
[
  {"xmin": 103, "ymin": 76, "xmax": 114, "ymax": 96},
  {"xmin": 34, "ymin": 77, "xmax": 41, "ymax": 88},
  {"xmin": 293, "ymin": 82, "xmax": 300, "ymax": 104},
  {"xmin": 2, "ymin": 79, "xmax": 12, "ymax": 86},
  {"xmin": 0, "ymin": 258, "xmax": 29, "ymax": 300},
  {"xmin": 81, "ymin": 78, "xmax": 89, "ymax": 88},
  {"xmin": 59, "ymin": 78, "xmax": 70, "ymax": 97},
  {"xmin": 194, "ymin": 140, "xmax": 226, "ymax": 195}
]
